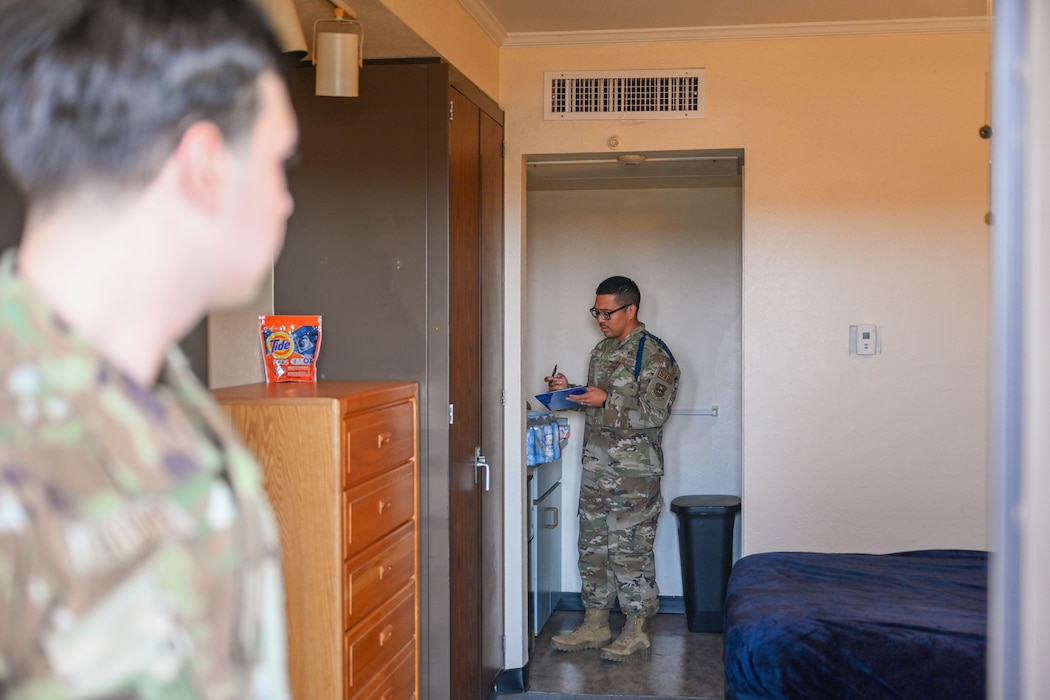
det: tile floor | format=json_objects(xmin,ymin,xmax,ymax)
[{"xmin": 499, "ymin": 609, "xmax": 726, "ymax": 699}]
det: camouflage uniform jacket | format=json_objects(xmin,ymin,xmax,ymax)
[
  {"xmin": 581, "ymin": 323, "xmax": 680, "ymax": 478},
  {"xmin": 0, "ymin": 251, "xmax": 290, "ymax": 699}
]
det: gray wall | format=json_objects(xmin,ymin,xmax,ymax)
[{"xmin": 277, "ymin": 63, "xmax": 433, "ymax": 383}]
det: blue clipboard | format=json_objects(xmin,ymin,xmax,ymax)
[{"xmin": 534, "ymin": 386, "xmax": 586, "ymax": 411}]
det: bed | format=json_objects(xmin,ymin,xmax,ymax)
[{"xmin": 722, "ymin": 549, "xmax": 988, "ymax": 700}]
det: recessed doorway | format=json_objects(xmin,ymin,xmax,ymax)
[{"xmin": 523, "ymin": 147, "xmax": 745, "ymax": 616}]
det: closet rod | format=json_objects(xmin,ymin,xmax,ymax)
[{"xmin": 671, "ymin": 407, "xmax": 718, "ymax": 417}]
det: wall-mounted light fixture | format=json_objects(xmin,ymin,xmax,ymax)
[
  {"xmin": 314, "ymin": 0, "xmax": 364, "ymax": 97},
  {"xmin": 254, "ymin": 0, "xmax": 308, "ymax": 60}
]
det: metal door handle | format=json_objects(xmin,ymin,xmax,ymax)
[
  {"xmin": 544, "ymin": 506, "xmax": 559, "ymax": 529},
  {"xmin": 474, "ymin": 445, "xmax": 490, "ymax": 491}
]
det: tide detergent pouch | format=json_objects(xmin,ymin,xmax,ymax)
[{"xmin": 259, "ymin": 315, "xmax": 322, "ymax": 382}]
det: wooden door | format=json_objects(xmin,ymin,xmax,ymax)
[
  {"xmin": 448, "ymin": 86, "xmax": 483, "ymax": 699},
  {"xmin": 479, "ymin": 108, "xmax": 505, "ymax": 691}
]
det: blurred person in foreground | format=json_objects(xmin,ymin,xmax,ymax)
[{"xmin": 0, "ymin": 0, "xmax": 298, "ymax": 696}]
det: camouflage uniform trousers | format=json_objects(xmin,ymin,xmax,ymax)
[{"xmin": 577, "ymin": 469, "xmax": 663, "ymax": 618}]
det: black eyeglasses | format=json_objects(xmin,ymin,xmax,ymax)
[{"xmin": 589, "ymin": 304, "xmax": 631, "ymax": 321}]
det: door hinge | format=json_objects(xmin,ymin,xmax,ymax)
[
  {"xmin": 449, "ymin": 403, "xmax": 454, "ymax": 425},
  {"xmin": 501, "ymin": 635, "xmax": 506, "ymax": 652},
  {"xmin": 501, "ymin": 389, "xmax": 506, "ymax": 407},
  {"xmin": 449, "ymin": 100, "xmax": 454, "ymax": 121},
  {"xmin": 501, "ymin": 140, "xmax": 506, "ymax": 158}
]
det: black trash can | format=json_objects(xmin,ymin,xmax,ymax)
[{"xmin": 670, "ymin": 495, "xmax": 741, "ymax": 633}]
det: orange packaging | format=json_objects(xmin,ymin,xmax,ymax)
[{"xmin": 259, "ymin": 315, "xmax": 322, "ymax": 382}]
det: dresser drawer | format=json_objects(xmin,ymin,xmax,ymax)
[
  {"xmin": 345, "ymin": 586, "xmax": 415, "ymax": 696},
  {"xmin": 345, "ymin": 402, "xmax": 415, "ymax": 488},
  {"xmin": 344, "ymin": 463, "xmax": 415, "ymax": 560},
  {"xmin": 355, "ymin": 644, "xmax": 416, "ymax": 700},
  {"xmin": 345, "ymin": 523, "xmax": 415, "ymax": 630}
]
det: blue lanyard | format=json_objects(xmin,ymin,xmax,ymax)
[{"xmin": 634, "ymin": 332, "xmax": 675, "ymax": 380}]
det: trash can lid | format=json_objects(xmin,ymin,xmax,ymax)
[{"xmin": 670, "ymin": 495, "xmax": 741, "ymax": 515}]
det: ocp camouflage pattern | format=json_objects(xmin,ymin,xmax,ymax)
[
  {"xmin": 0, "ymin": 251, "xmax": 290, "ymax": 699},
  {"xmin": 577, "ymin": 471, "xmax": 664, "ymax": 617},
  {"xmin": 576, "ymin": 322, "xmax": 680, "ymax": 616},
  {"xmin": 581, "ymin": 323, "xmax": 681, "ymax": 478}
]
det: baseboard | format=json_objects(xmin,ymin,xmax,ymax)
[{"xmin": 555, "ymin": 592, "xmax": 686, "ymax": 615}]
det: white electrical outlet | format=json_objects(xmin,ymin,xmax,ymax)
[{"xmin": 850, "ymin": 324, "xmax": 879, "ymax": 355}]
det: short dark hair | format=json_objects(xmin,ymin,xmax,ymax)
[
  {"xmin": 596, "ymin": 276, "xmax": 641, "ymax": 309},
  {"xmin": 0, "ymin": 0, "xmax": 283, "ymax": 204}
]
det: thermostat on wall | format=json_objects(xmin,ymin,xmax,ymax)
[{"xmin": 850, "ymin": 324, "xmax": 879, "ymax": 355}]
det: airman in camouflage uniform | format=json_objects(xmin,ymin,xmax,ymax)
[
  {"xmin": 0, "ymin": 0, "xmax": 296, "ymax": 696},
  {"xmin": 547, "ymin": 277, "xmax": 680, "ymax": 662},
  {"xmin": 0, "ymin": 254, "xmax": 290, "ymax": 698}
]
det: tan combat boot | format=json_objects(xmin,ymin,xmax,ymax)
[
  {"xmin": 599, "ymin": 615, "xmax": 651, "ymax": 662},
  {"xmin": 550, "ymin": 608, "xmax": 612, "ymax": 651}
]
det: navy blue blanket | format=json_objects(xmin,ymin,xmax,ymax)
[{"xmin": 723, "ymin": 550, "xmax": 988, "ymax": 700}]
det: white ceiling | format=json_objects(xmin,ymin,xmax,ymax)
[
  {"xmin": 462, "ymin": 0, "xmax": 987, "ymax": 36},
  {"xmin": 296, "ymin": 0, "xmax": 988, "ymax": 60}
]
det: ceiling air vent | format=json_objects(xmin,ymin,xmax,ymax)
[{"xmin": 545, "ymin": 69, "xmax": 705, "ymax": 121}]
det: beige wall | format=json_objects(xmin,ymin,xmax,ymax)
[
  {"xmin": 503, "ymin": 28, "xmax": 990, "ymax": 555},
  {"xmin": 377, "ymin": 0, "xmax": 500, "ymax": 97}
]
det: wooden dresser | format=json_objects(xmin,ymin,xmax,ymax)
[{"xmin": 213, "ymin": 381, "xmax": 419, "ymax": 700}]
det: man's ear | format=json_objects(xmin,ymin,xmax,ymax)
[{"xmin": 170, "ymin": 121, "xmax": 230, "ymax": 215}]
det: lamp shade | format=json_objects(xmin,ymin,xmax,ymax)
[{"xmin": 314, "ymin": 17, "xmax": 362, "ymax": 97}]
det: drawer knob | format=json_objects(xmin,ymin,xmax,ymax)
[
  {"xmin": 379, "ymin": 564, "xmax": 393, "ymax": 579},
  {"xmin": 380, "ymin": 688, "xmax": 394, "ymax": 700},
  {"xmin": 378, "ymin": 498, "xmax": 393, "ymax": 514},
  {"xmin": 379, "ymin": 624, "xmax": 394, "ymax": 646},
  {"xmin": 377, "ymin": 432, "xmax": 392, "ymax": 448}
]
